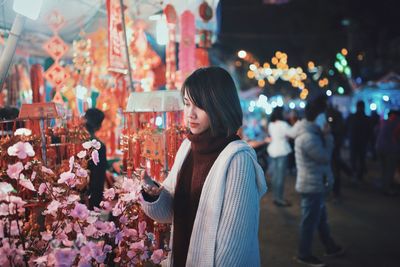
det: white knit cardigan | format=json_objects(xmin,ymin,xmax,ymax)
[{"xmin": 140, "ymin": 139, "xmax": 267, "ymax": 267}]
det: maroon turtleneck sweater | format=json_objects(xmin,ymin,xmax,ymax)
[{"xmin": 172, "ymin": 129, "xmax": 240, "ymax": 267}]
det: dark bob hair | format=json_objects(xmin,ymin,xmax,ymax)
[
  {"xmin": 181, "ymin": 66, "xmax": 243, "ymax": 136},
  {"xmin": 270, "ymin": 107, "xmax": 284, "ymax": 122},
  {"xmin": 305, "ymin": 95, "xmax": 327, "ymax": 121}
]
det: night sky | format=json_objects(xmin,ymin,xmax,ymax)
[{"xmin": 217, "ymin": 0, "xmax": 400, "ymax": 81}]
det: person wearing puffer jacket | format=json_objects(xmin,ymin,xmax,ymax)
[{"xmin": 293, "ymin": 96, "xmax": 344, "ymax": 267}]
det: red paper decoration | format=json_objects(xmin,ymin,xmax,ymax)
[
  {"xmin": 43, "ymin": 36, "xmax": 69, "ymax": 61},
  {"xmin": 46, "ymin": 10, "xmax": 66, "ymax": 32},
  {"xmin": 164, "ymin": 4, "xmax": 178, "ymax": 90},
  {"xmin": 179, "ymin": 11, "xmax": 196, "ymax": 79},
  {"xmin": 44, "ymin": 63, "xmax": 70, "ymax": 88},
  {"xmin": 43, "ymin": 10, "xmax": 69, "ymax": 98}
]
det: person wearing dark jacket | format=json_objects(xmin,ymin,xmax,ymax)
[
  {"xmin": 84, "ymin": 108, "xmax": 107, "ymax": 209},
  {"xmin": 293, "ymin": 97, "xmax": 343, "ymax": 267},
  {"xmin": 375, "ymin": 110, "xmax": 400, "ymax": 195},
  {"xmin": 346, "ymin": 100, "xmax": 371, "ymax": 182}
]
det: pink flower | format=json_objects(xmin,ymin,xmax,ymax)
[
  {"xmin": 10, "ymin": 220, "xmax": 20, "ymax": 236},
  {"xmin": 76, "ymin": 168, "xmax": 88, "ymax": 177},
  {"xmin": 83, "ymin": 139, "xmax": 101, "ymax": 150},
  {"xmin": 82, "ymin": 141, "xmax": 92, "ymax": 149},
  {"xmin": 100, "ymin": 201, "xmax": 112, "ymax": 211},
  {"xmin": 151, "ymin": 249, "xmax": 165, "ymax": 264},
  {"xmin": 0, "ymin": 182, "xmax": 14, "ymax": 194},
  {"xmin": 7, "ymin": 141, "xmax": 35, "ymax": 159},
  {"xmin": 89, "ymin": 242, "xmax": 107, "ymax": 263},
  {"xmin": 0, "ymin": 221, "xmax": 3, "ymax": 238},
  {"xmin": 67, "ymin": 194, "xmax": 80, "ymax": 204},
  {"xmin": 41, "ymin": 166, "xmax": 54, "ymax": 175},
  {"xmin": 119, "ymin": 215, "xmax": 128, "ymax": 225},
  {"xmin": 33, "ymin": 255, "xmax": 48, "ymax": 266},
  {"xmin": 69, "ymin": 156, "xmax": 75, "ymax": 171},
  {"xmin": 44, "ymin": 200, "xmax": 61, "ymax": 216},
  {"xmin": 0, "ymin": 203, "xmax": 9, "ymax": 216},
  {"xmin": 123, "ymin": 228, "xmax": 138, "ymax": 239},
  {"xmin": 14, "ymin": 128, "xmax": 32, "ymax": 136},
  {"xmin": 9, "ymin": 195, "xmax": 27, "ymax": 206},
  {"xmin": 54, "ymin": 248, "xmax": 77, "ymax": 267},
  {"xmin": 94, "ymin": 221, "xmax": 116, "ymax": 234},
  {"xmin": 103, "ymin": 188, "xmax": 115, "ymax": 200},
  {"xmin": 77, "ymin": 258, "xmax": 91, "ymax": 267},
  {"xmin": 121, "ymin": 177, "xmax": 141, "ymax": 194},
  {"xmin": 77, "ymin": 150, "xmax": 87, "ymax": 158},
  {"xmin": 40, "ymin": 231, "xmax": 53, "ymax": 241},
  {"xmin": 38, "ymin": 183, "xmax": 47, "ymax": 195},
  {"xmin": 24, "ymin": 161, "xmax": 32, "ymax": 169},
  {"xmin": 70, "ymin": 203, "xmax": 89, "ymax": 220},
  {"xmin": 84, "ymin": 224, "xmax": 97, "ymax": 237},
  {"xmin": 91, "ymin": 150, "xmax": 99, "ymax": 166},
  {"xmin": 121, "ymin": 192, "xmax": 138, "ymax": 202},
  {"xmin": 91, "ymin": 140, "xmax": 101, "ymax": 150},
  {"xmin": 129, "ymin": 240, "xmax": 146, "ymax": 253},
  {"xmin": 75, "ymin": 233, "xmax": 87, "ymax": 247},
  {"xmin": 86, "ymin": 216, "xmax": 97, "ymax": 224},
  {"xmin": 31, "ymin": 171, "xmax": 37, "ymax": 180},
  {"xmin": 58, "ymin": 172, "xmax": 76, "ymax": 187},
  {"xmin": 19, "ymin": 176, "xmax": 36, "ymax": 191},
  {"xmin": 6, "ymin": 162, "xmax": 24, "ymax": 179}
]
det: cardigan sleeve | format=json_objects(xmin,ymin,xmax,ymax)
[
  {"xmin": 215, "ymin": 151, "xmax": 261, "ymax": 266},
  {"xmin": 139, "ymin": 139, "xmax": 191, "ymax": 224},
  {"xmin": 139, "ymin": 188, "xmax": 174, "ymax": 224}
]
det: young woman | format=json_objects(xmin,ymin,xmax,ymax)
[
  {"xmin": 267, "ymin": 107, "xmax": 293, "ymax": 207},
  {"xmin": 140, "ymin": 66, "xmax": 267, "ymax": 267}
]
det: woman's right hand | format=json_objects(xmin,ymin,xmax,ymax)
[{"xmin": 139, "ymin": 169, "xmax": 163, "ymax": 197}]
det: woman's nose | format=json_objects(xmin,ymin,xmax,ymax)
[{"xmin": 188, "ymin": 107, "xmax": 196, "ymax": 118}]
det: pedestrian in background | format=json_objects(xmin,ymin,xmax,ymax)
[
  {"xmin": 293, "ymin": 96, "xmax": 344, "ymax": 267},
  {"xmin": 267, "ymin": 106, "xmax": 293, "ymax": 207}
]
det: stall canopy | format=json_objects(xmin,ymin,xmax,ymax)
[{"xmin": 0, "ymin": 0, "xmax": 220, "ymax": 58}]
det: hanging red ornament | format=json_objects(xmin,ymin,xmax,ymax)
[{"xmin": 199, "ymin": 2, "xmax": 213, "ymax": 22}]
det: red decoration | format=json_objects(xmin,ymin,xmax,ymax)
[
  {"xmin": 46, "ymin": 11, "xmax": 66, "ymax": 32},
  {"xmin": 199, "ymin": 2, "xmax": 213, "ymax": 22},
  {"xmin": 44, "ymin": 63, "xmax": 70, "ymax": 88},
  {"xmin": 164, "ymin": 5, "xmax": 178, "ymax": 90},
  {"xmin": 106, "ymin": 0, "xmax": 128, "ymax": 73},
  {"xmin": 196, "ymin": 48, "xmax": 210, "ymax": 68},
  {"xmin": 43, "ymin": 10, "xmax": 69, "ymax": 93},
  {"xmin": 179, "ymin": 11, "xmax": 196, "ymax": 79},
  {"xmin": 30, "ymin": 64, "xmax": 44, "ymax": 103},
  {"xmin": 43, "ymin": 36, "xmax": 69, "ymax": 61},
  {"xmin": 164, "ymin": 4, "xmax": 177, "ymax": 24}
]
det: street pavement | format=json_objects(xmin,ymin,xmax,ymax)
[{"xmin": 259, "ymin": 156, "xmax": 400, "ymax": 267}]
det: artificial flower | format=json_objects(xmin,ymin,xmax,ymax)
[
  {"xmin": 77, "ymin": 150, "xmax": 87, "ymax": 158},
  {"xmin": 91, "ymin": 150, "xmax": 99, "ymax": 165},
  {"xmin": 70, "ymin": 203, "xmax": 89, "ymax": 220},
  {"xmin": 151, "ymin": 249, "xmax": 165, "ymax": 264},
  {"xmin": 7, "ymin": 141, "xmax": 35, "ymax": 159},
  {"xmin": 14, "ymin": 128, "xmax": 32, "ymax": 136},
  {"xmin": 6, "ymin": 162, "xmax": 24, "ymax": 179}
]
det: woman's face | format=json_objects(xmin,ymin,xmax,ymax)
[{"xmin": 183, "ymin": 91, "xmax": 210, "ymax": 135}]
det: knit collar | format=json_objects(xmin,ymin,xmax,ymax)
[{"xmin": 187, "ymin": 128, "xmax": 240, "ymax": 154}]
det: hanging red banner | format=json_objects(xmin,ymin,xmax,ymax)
[
  {"xmin": 179, "ymin": 11, "xmax": 196, "ymax": 80},
  {"xmin": 106, "ymin": 0, "xmax": 128, "ymax": 74}
]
